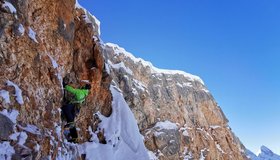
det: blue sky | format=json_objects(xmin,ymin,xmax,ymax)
[{"xmin": 79, "ymin": 0, "xmax": 280, "ymax": 154}]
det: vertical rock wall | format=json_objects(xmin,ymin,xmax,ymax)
[{"xmin": 0, "ymin": 0, "xmax": 111, "ymax": 159}]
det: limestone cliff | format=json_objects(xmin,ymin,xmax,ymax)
[
  {"xmin": 103, "ymin": 44, "xmax": 248, "ymax": 160},
  {"xmin": 0, "ymin": 0, "xmax": 112, "ymax": 159},
  {"xmin": 0, "ymin": 0, "xmax": 248, "ymax": 160}
]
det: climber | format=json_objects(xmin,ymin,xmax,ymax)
[{"xmin": 61, "ymin": 82, "xmax": 91, "ymax": 143}]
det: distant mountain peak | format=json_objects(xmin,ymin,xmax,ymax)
[{"xmin": 246, "ymin": 146, "xmax": 280, "ymax": 160}]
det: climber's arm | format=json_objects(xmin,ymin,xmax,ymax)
[{"xmin": 65, "ymin": 85, "xmax": 78, "ymax": 95}]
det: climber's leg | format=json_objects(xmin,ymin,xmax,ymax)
[
  {"xmin": 61, "ymin": 104, "xmax": 75, "ymax": 123},
  {"xmin": 69, "ymin": 127, "xmax": 78, "ymax": 143}
]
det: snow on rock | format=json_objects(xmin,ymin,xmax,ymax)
[
  {"xmin": 0, "ymin": 89, "xmax": 10, "ymax": 104},
  {"xmin": 108, "ymin": 60, "xmax": 133, "ymax": 75},
  {"xmin": 55, "ymin": 123, "xmax": 62, "ymax": 139},
  {"xmin": 56, "ymin": 73, "xmax": 64, "ymax": 89},
  {"xmin": 182, "ymin": 147, "xmax": 193, "ymax": 160},
  {"xmin": 199, "ymin": 148, "xmax": 207, "ymax": 160},
  {"xmin": 81, "ymin": 80, "xmax": 90, "ymax": 83},
  {"xmin": 148, "ymin": 150, "xmax": 158, "ymax": 160},
  {"xmin": 154, "ymin": 120, "xmax": 178, "ymax": 130},
  {"xmin": 9, "ymin": 132, "xmax": 19, "ymax": 141},
  {"xmin": 0, "ymin": 109, "xmax": 19, "ymax": 123},
  {"xmin": 105, "ymin": 62, "xmax": 111, "ymax": 74},
  {"xmin": 6, "ymin": 80, "xmax": 24, "ymax": 105},
  {"xmin": 210, "ymin": 125, "xmax": 221, "ymax": 129},
  {"xmin": 2, "ymin": 1, "xmax": 17, "ymax": 13},
  {"xmin": 18, "ymin": 24, "xmax": 25, "ymax": 36},
  {"xmin": 105, "ymin": 43, "xmax": 204, "ymax": 85},
  {"xmin": 215, "ymin": 142, "xmax": 225, "ymax": 154},
  {"xmin": 48, "ymin": 54, "xmax": 58, "ymax": 69},
  {"xmin": 19, "ymin": 124, "xmax": 41, "ymax": 135},
  {"xmin": 81, "ymin": 85, "xmax": 149, "ymax": 160},
  {"xmin": 46, "ymin": 54, "xmax": 64, "ymax": 89},
  {"xmin": 0, "ymin": 142, "xmax": 15, "ymax": 160},
  {"xmin": 182, "ymin": 130, "xmax": 189, "ymax": 137},
  {"xmin": 176, "ymin": 82, "xmax": 193, "ymax": 88},
  {"xmin": 28, "ymin": 27, "xmax": 39, "ymax": 43},
  {"xmin": 133, "ymin": 79, "xmax": 147, "ymax": 92},
  {"xmin": 18, "ymin": 132, "xmax": 28, "ymax": 145},
  {"xmin": 9, "ymin": 131, "xmax": 28, "ymax": 145},
  {"xmin": 75, "ymin": 0, "xmax": 101, "ymax": 36},
  {"xmin": 179, "ymin": 125, "xmax": 190, "ymax": 137}
]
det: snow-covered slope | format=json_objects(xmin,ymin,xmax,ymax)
[
  {"xmin": 81, "ymin": 85, "xmax": 149, "ymax": 160},
  {"xmin": 246, "ymin": 146, "xmax": 280, "ymax": 160}
]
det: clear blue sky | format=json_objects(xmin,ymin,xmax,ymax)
[{"xmin": 79, "ymin": 0, "xmax": 280, "ymax": 154}]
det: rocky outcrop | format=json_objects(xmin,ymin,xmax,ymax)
[
  {"xmin": 104, "ymin": 43, "xmax": 248, "ymax": 160},
  {"xmin": 1, "ymin": 0, "xmax": 248, "ymax": 159},
  {"xmin": 0, "ymin": 0, "xmax": 111, "ymax": 159}
]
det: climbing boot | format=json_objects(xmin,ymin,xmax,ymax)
[{"xmin": 64, "ymin": 122, "xmax": 75, "ymax": 129}]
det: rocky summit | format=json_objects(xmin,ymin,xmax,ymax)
[{"xmin": 0, "ymin": 0, "xmax": 249, "ymax": 160}]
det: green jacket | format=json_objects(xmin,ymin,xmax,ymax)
[{"xmin": 65, "ymin": 85, "xmax": 89, "ymax": 104}]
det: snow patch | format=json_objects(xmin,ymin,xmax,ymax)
[
  {"xmin": 106, "ymin": 43, "xmax": 204, "ymax": 85},
  {"xmin": 81, "ymin": 80, "xmax": 90, "ymax": 83},
  {"xmin": 2, "ymin": 1, "xmax": 17, "ymax": 13},
  {"xmin": 55, "ymin": 123, "xmax": 62, "ymax": 139},
  {"xmin": 210, "ymin": 125, "xmax": 221, "ymax": 129},
  {"xmin": 0, "ymin": 109, "xmax": 19, "ymax": 123},
  {"xmin": 9, "ymin": 132, "xmax": 20, "ymax": 141},
  {"xmin": 133, "ymin": 79, "xmax": 147, "ymax": 92},
  {"xmin": 179, "ymin": 126, "xmax": 189, "ymax": 137},
  {"xmin": 18, "ymin": 132, "xmax": 28, "ymax": 145},
  {"xmin": 105, "ymin": 62, "xmax": 111, "ymax": 74},
  {"xmin": 182, "ymin": 147, "xmax": 193, "ymax": 160},
  {"xmin": 9, "ymin": 131, "xmax": 28, "ymax": 146},
  {"xmin": 154, "ymin": 131, "xmax": 165, "ymax": 137},
  {"xmin": 34, "ymin": 144, "xmax": 40, "ymax": 152},
  {"xmin": 176, "ymin": 82, "xmax": 193, "ymax": 88},
  {"xmin": 154, "ymin": 120, "xmax": 178, "ymax": 130},
  {"xmin": 80, "ymin": 85, "xmax": 149, "ymax": 160},
  {"xmin": 201, "ymin": 88, "xmax": 210, "ymax": 93},
  {"xmin": 56, "ymin": 73, "xmax": 64, "ymax": 90},
  {"xmin": 19, "ymin": 124, "xmax": 41, "ymax": 135},
  {"xmin": 28, "ymin": 27, "xmax": 38, "ymax": 43},
  {"xmin": 199, "ymin": 148, "xmax": 207, "ymax": 160},
  {"xmin": 108, "ymin": 60, "xmax": 133, "ymax": 75},
  {"xmin": 18, "ymin": 24, "xmax": 25, "ymax": 36},
  {"xmin": 148, "ymin": 151, "xmax": 158, "ymax": 160},
  {"xmin": 182, "ymin": 130, "xmax": 189, "ymax": 137},
  {"xmin": 6, "ymin": 80, "xmax": 24, "ymax": 105},
  {"xmin": 215, "ymin": 142, "xmax": 225, "ymax": 154},
  {"xmin": 0, "ymin": 90, "xmax": 10, "ymax": 104},
  {"xmin": 0, "ymin": 142, "xmax": 15, "ymax": 160},
  {"xmin": 48, "ymin": 54, "xmax": 58, "ymax": 69}
]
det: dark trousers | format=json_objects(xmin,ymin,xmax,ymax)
[
  {"xmin": 62, "ymin": 104, "xmax": 75, "ymax": 123},
  {"xmin": 61, "ymin": 104, "xmax": 78, "ymax": 139}
]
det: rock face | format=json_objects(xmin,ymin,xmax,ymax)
[
  {"xmin": 0, "ymin": 0, "xmax": 111, "ymax": 159},
  {"xmin": 0, "ymin": 0, "xmax": 248, "ymax": 159},
  {"xmin": 104, "ymin": 43, "xmax": 248, "ymax": 160}
]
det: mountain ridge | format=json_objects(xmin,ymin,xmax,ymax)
[{"xmin": 246, "ymin": 146, "xmax": 280, "ymax": 160}]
